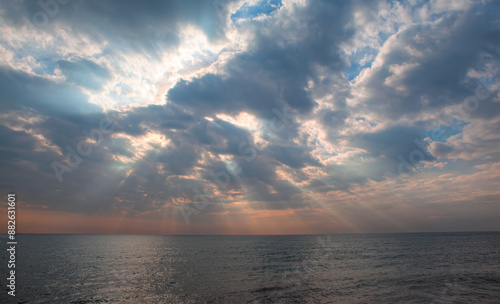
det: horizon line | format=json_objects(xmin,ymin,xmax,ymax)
[{"xmin": 4, "ymin": 230, "xmax": 500, "ymax": 237}]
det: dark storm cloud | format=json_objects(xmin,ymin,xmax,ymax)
[
  {"xmin": 0, "ymin": 124, "xmax": 38, "ymax": 163},
  {"xmin": 302, "ymin": 124, "xmax": 438, "ymax": 192},
  {"xmin": 356, "ymin": 2, "xmax": 500, "ymax": 120},
  {"xmin": 167, "ymin": 0, "xmax": 355, "ymax": 120},
  {"xmin": 1, "ymin": 0, "xmax": 500, "ymax": 231},
  {"xmin": 35, "ymin": 114, "xmax": 112, "ymax": 159},
  {"xmin": 109, "ymin": 102, "xmax": 308, "ymax": 208},
  {"xmin": 0, "ymin": 122, "xmax": 104, "ymax": 213},
  {"xmin": 108, "ymin": 104, "xmax": 196, "ymax": 136},
  {"xmin": 1, "ymin": 0, "xmax": 237, "ymax": 57},
  {"xmin": 319, "ymin": 108, "xmax": 349, "ymax": 130},
  {"xmin": 0, "ymin": 65, "xmax": 114, "ymax": 162},
  {"xmin": 204, "ymin": 119, "xmax": 253, "ymax": 155},
  {"xmin": 0, "ymin": 0, "xmax": 360, "ymax": 217},
  {"xmin": 430, "ymin": 142, "xmax": 454, "ymax": 158},
  {"xmin": 351, "ymin": 126, "xmax": 434, "ymax": 163},
  {"xmin": 0, "ymin": 65, "xmax": 119, "ymax": 215},
  {"xmin": 0, "ymin": 67, "xmax": 102, "ymax": 118},
  {"xmin": 265, "ymin": 144, "xmax": 321, "ymax": 169},
  {"xmin": 155, "ymin": 141, "xmax": 202, "ymax": 176},
  {"xmin": 93, "ymin": 0, "xmax": 359, "ymax": 210}
]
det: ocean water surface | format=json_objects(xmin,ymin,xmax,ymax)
[{"xmin": 1, "ymin": 232, "xmax": 500, "ymax": 303}]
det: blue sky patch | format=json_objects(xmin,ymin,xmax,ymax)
[
  {"xmin": 231, "ymin": 0, "xmax": 282, "ymax": 22},
  {"xmin": 425, "ymin": 121, "xmax": 470, "ymax": 142}
]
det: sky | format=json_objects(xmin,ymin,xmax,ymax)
[{"xmin": 0, "ymin": 0, "xmax": 499, "ymax": 235}]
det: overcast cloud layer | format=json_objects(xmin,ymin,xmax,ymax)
[{"xmin": 1, "ymin": 0, "xmax": 499, "ymax": 234}]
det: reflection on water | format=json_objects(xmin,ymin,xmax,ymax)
[{"xmin": 1, "ymin": 232, "xmax": 499, "ymax": 303}]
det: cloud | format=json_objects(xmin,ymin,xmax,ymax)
[
  {"xmin": 1, "ymin": 0, "xmax": 500, "ymax": 233},
  {"xmin": 0, "ymin": 66, "xmax": 103, "ymax": 118},
  {"xmin": 167, "ymin": 0, "xmax": 355, "ymax": 120},
  {"xmin": 351, "ymin": 125, "xmax": 434, "ymax": 165},
  {"xmin": 57, "ymin": 58, "xmax": 111, "ymax": 90},
  {"xmin": 1, "ymin": 0, "xmax": 239, "ymax": 55},
  {"xmin": 352, "ymin": 1, "xmax": 500, "ymax": 120}
]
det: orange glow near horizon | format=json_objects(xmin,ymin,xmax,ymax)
[{"xmin": 0, "ymin": 206, "xmax": 353, "ymax": 235}]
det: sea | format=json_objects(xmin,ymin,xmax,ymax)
[{"xmin": 1, "ymin": 232, "xmax": 499, "ymax": 303}]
